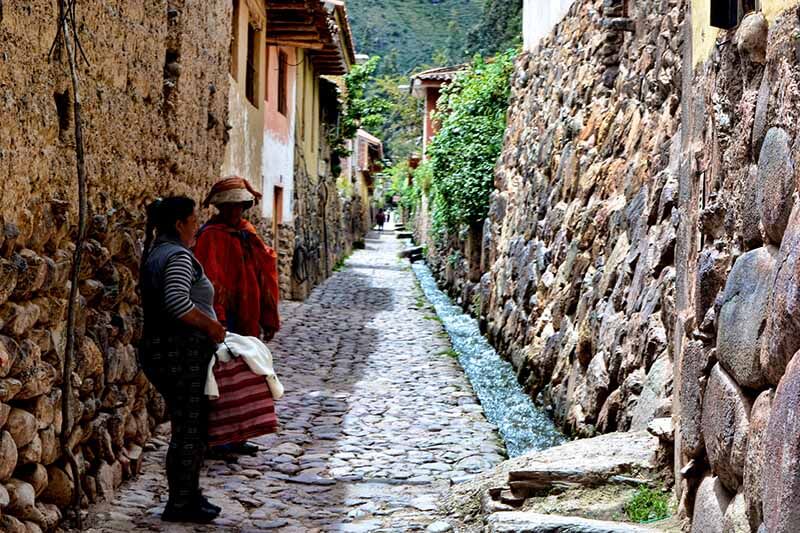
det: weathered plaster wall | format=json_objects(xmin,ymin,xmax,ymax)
[
  {"xmin": 676, "ymin": 4, "xmax": 800, "ymax": 531},
  {"xmin": 222, "ymin": 0, "xmax": 266, "ymax": 191},
  {"xmin": 523, "ymin": 0, "xmax": 578, "ymax": 52},
  {"xmin": 0, "ymin": 0, "xmax": 230, "ymax": 528},
  {"xmin": 262, "ymin": 46, "xmax": 297, "ymax": 224}
]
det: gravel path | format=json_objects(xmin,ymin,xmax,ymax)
[{"xmin": 83, "ymin": 226, "xmax": 505, "ymax": 532}]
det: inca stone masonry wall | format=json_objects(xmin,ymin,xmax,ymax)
[
  {"xmin": 676, "ymin": 7, "xmax": 800, "ymax": 532},
  {"xmin": 420, "ymin": 0, "xmax": 800, "ymax": 530},
  {"xmin": 0, "ymin": 1, "xmax": 231, "ymax": 529},
  {"xmin": 427, "ymin": 0, "xmax": 685, "ymax": 439}
]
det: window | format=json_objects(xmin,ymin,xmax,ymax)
[
  {"xmin": 265, "ymin": 46, "xmax": 270, "ymax": 102},
  {"xmin": 710, "ymin": 0, "xmax": 741, "ymax": 29},
  {"xmin": 278, "ymin": 51, "xmax": 288, "ymax": 116},
  {"xmin": 245, "ymin": 23, "xmax": 259, "ymax": 107},
  {"xmin": 230, "ymin": 0, "xmax": 240, "ymax": 79}
]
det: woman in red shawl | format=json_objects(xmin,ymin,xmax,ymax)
[
  {"xmin": 195, "ymin": 176, "xmax": 280, "ymax": 338},
  {"xmin": 194, "ymin": 176, "xmax": 281, "ymax": 456}
]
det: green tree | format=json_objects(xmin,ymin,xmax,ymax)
[{"xmin": 466, "ymin": 0, "xmax": 523, "ymax": 57}]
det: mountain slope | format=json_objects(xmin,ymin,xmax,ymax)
[{"xmin": 346, "ymin": 0, "xmax": 485, "ymax": 74}]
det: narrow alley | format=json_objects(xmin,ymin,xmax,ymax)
[{"xmin": 83, "ymin": 225, "xmax": 505, "ymax": 532}]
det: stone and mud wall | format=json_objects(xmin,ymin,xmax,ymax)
[
  {"xmin": 425, "ymin": 0, "xmax": 685, "ymax": 439},
  {"xmin": 0, "ymin": 1, "xmax": 233, "ymax": 529},
  {"xmin": 675, "ymin": 6, "xmax": 800, "ymax": 532}
]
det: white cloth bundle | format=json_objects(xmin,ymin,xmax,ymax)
[{"xmin": 205, "ymin": 332, "xmax": 285, "ymax": 400}]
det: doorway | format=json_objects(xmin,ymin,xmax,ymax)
[{"xmin": 273, "ymin": 185, "xmax": 284, "ymax": 252}]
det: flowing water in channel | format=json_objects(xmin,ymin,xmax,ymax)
[{"xmin": 413, "ymin": 262, "xmax": 566, "ymax": 457}]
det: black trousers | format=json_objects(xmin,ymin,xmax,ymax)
[{"xmin": 139, "ymin": 332, "xmax": 215, "ymax": 509}]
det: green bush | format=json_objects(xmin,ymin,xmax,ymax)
[
  {"xmin": 428, "ymin": 50, "xmax": 516, "ymax": 236},
  {"xmin": 625, "ymin": 487, "xmax": 670, "ymax": 523}
]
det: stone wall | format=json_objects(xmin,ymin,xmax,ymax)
[
  {"xmin": 675, "ymin": 7, "xmax": 800, "ymax": 531},
  {"xmin": 290, "ymin": 142, "xmax": 367, "ymax": 300},
  {"xmin": 421, "ymin": 0, "xmax": 685, "ymax": 439},
  {"xmin": 0, "ymin": 1, "xmax": 231, "ymax": 529}
]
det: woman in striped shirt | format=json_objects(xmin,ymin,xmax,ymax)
[{"xmin": 138, "ymin": 196, "xmax": 225, "ymax": 524}]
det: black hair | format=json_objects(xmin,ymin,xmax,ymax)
[{"xmin": 141, "ymin": 196, "xmax": 196, "ymax": 267}]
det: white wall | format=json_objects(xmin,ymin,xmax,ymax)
[
  {"xmin": 261, "ymin": 81, "xmax": 297, "ymax": 224},
  {"xmin": 523, "ymin": 0, "xmax": 577, "ymax": 51}
]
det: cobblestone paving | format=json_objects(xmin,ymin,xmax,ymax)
[{"xmin": 84, "ymin": 227, "xmax": 505, "ymax": 532}]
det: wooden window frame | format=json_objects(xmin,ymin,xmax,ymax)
[
  {"xmin": 230, "ymin": 0, "xmax": 241, "ymax": 80},
  {"xmin": 278, "ymin": 51, "xmax": 288, "ymax": 116},
  {"xmin": 245, "ymin": 22, "xmax": 259, "ymax": 107},
  {"xmin": 265, "ymin": 45, "xmax": 270, "ymax": 103}
]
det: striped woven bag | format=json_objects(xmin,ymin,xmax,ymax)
[{"xmin": 207, "ymin": 351, "xmax": 278, "ymax": 447}]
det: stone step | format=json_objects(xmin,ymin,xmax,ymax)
[
  {"xmin": 486, "ymin": 511, "xmax": 654, "ymax": 532},
  {"xmin": 397, "ymin": 232, "xmax": 414, "ymax": 239},
  {"xmin": 399, "ymin": 246, "xmax": 424, "ymax": 258}
]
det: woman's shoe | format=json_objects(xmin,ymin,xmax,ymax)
[
  {"xmin": 208, "ymin": 441, "xmax": 259, "ymax": 458},
  {"xmin": 162, "ymin": 503, "xmax": 221, "ymax": 524},
  {"xmin": 194, "ymin": 491, "xmax": 221, "ymax": 513}
]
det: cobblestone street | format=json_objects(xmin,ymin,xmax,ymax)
[{"xmin": 84, "ymin": 227, "xmax": 505, "ymax": 532}]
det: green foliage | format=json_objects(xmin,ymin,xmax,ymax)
[
  {"xmin": 466, "ymin": 0, "xmax": 523, "ymax": 57},
  {"xmin": 447, "ymin": 251, "xmax": 463, "ymax": 267},
  {"xmin": 471, "ymin": 293, "xmax": 482, "ymax": 317},
  {"xmin": 367, "ymin": 74, "xmax": 423, "ymax": 161},
  {"xmin": 625, "ymin": 487, "xmax": 671, "ymax": 523},
  {"xmin": 385, "ymin": 159, "xmax": 436, "ymax": 219},
  {"xmin": 346, "ymin": 0, "xmax": 484, "ymax": 75},
  {"xmin": 333, "ymin": 57, "xmax": 390, "ymax": 159},
  {"xmin": 428, "ymin": 50, "xmax": 515, "ymax": 234}
]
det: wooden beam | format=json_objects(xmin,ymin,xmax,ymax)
[
  {"xmin": 265, "ymin": 38, "xmax": 324, "ymax": 50},
  {"xmin": 266, "ymin": 2, "xmax": 308, "ymax": 10},
  {"xmin": 268, "ymin": 30, "xmax": 320, "ymax": 37},
  {"xmin": 266, "ymin": 22, "xmax": 315, "ymax": 31}
]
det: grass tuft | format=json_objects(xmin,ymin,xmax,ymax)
[{"xmin": 625, "ymin": 487, "xmax": 670, "ymax": 523}]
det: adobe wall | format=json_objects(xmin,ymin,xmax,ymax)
[{"xmin": 0, "ymin": 1, "xmax": 231, "ymax": 528}]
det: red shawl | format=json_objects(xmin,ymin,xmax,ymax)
[{"xmin": 193, "ymin": 218, "xmax": 280, "ymax": 336}]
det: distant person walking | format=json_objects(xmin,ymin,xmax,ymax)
[
  {"xmin": 386, "ymin": 211, "xmax": 391, "ymax": 223},
  {"xmin": 376, "ymin": 209, "xmax": 386, "ymax": 232}
]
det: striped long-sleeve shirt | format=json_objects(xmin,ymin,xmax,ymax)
[{"xmin": 163, "ymin": 253, "xmax": 198, "ymax": 318}]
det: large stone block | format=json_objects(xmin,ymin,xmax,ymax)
[
  {"xmin": 763, "ymin": 350, "xmax": 800, "ymax": 532},
  {"xmin": 4, "ymin": 479, "xmax": 40, "ymax": 523},
  {"xmin": 763, "ymin": 205, "xmax": 800, "ymax": 384},
  {"xmin": 630, "ymin": 355, "xmax": 671, "ymax": 431},
  {"xmin": 694, "ymin": 247, "xmax": 730, "ymax": 331},
  {"xmin": 716, "ymin": 246, "xmax": 777, "ymax": 388},
  {"xmin": 691, "ymin": 476, "xmax": 732, "ymax": 533},
  {"xmin": 679, "ymin": 340, "xmax": 710, "ymax": 458},
  {"xmin": 758, "ymin": 127, "xmax": 795, "ymax": 245},
  {"xmin": 0, "ymin": 431, "xmax": 18, "ymax": 482},
  {"xmin": 702, "ymin": 364, "xmax": 751, "ymax": 492},
  {"xmin": 745, "ymin": 390, "xmax": 772, "ymax": 532},
  {"xmin": 722, "ymin": 493, "xmax": 750, "ymax": 533},
  {"xmin": 6, "ymin": 410, "xmax": 37, "ymax": 450},
  {"xmin": 0, "ymin": 303, "xmax": 41, "ymax": 338}
]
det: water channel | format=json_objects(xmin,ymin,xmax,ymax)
[{"xmin": 413, "ymin": 262, "xmax": 565, "ymax": 458}]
